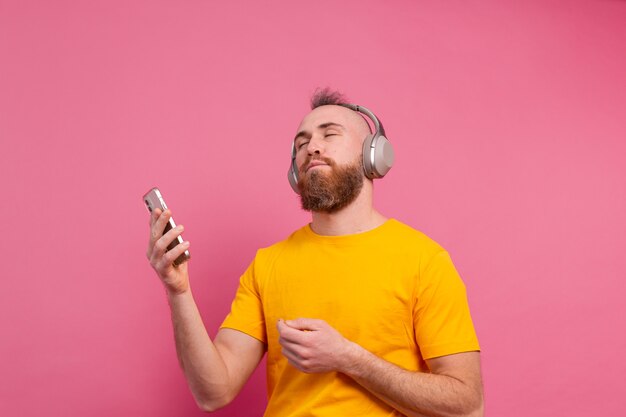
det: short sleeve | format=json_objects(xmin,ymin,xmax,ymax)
[
  {"xmin": 413, "ymin": 251, "xmax": 480, "ymax": 360},
  {"xmin": 220, "ymin": 256, "xmax": 267, "ymax": 345}
]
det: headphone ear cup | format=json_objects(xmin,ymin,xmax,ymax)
[
  {"xmin": 362, "ymin": 134, "xmax": 395, "ymax": 179},
  {"xmin": 362, "ymin": 134, "xmax": 376, "ymax": 179},
  {"xmin": 371, "ymin": 135, "xmax": 395, "ymax": 178},
  {"xmin": 288, "ymin": 162, "xmax": 300, "ymax": 194}
]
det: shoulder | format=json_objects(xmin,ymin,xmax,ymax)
[
  {"xmin": 252, "ymin": 224, "xmax": 309, "ymax": 264},
  {"xmin": 383, "ymin": 219, "xmax": 458, "ymax": 274},
  {"xmin": 385, "ymin": 219, "xmax": 445, "ymax": 253}
]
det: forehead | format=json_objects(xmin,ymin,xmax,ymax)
[{"xmin": 297, "ymin": 105, "xmax": 365, "ymax": 133}]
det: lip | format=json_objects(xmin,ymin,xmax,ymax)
[{"xmin": 306, "ymin": 161, "xmax": 329, "ymax": 171}]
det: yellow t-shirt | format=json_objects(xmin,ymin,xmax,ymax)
[{"xmin": 221, "ymin": 219, "xmax": 480, "ymax": 417}]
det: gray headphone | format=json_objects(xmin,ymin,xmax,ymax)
[{"xmin": 287, "ymin": 103, "xmax": 395, "ymax": 194}]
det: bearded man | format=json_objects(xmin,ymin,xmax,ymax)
[{"xmin": 146, "ymin": 89, "xmax": 484, "ymax": 417}]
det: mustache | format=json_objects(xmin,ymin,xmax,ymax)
[{"xmin": 299, "ymin": 155, "xmax": 335, "ymax": 174}]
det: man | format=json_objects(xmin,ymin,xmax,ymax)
[{"xmin": 146, "ymin": 89, "xmax": 484, "ymax": 416}]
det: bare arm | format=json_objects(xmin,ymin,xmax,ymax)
[
  {"xmin": 278, "ymin": 318, "xmax": 483, "ymax": 417},
  {"xmin": 147, "ymin": 208, "xmax": 265, "ymax": 411},
  {"xmin": 344, "ymin": 347, "xmax": 483, "ymax": 417},
  {"xmin": 167, "ymin": 291, "xmax": 265, "ymax": 411}
]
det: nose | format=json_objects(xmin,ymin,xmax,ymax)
[{"xmin": 306, "ymin": 135, "xmax": 324, "ymax": 155}]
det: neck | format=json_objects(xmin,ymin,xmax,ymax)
[{"xmin": 309, "ymin": 182, "xmax": 388, "ymax": 236}]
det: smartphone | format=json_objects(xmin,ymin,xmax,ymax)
[{"xmin": 142, "ymin": 187, "xmax": 190, "ymax": 266}]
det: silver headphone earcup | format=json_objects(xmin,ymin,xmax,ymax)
[
  {"xmin": 288, "ymin": 163, "xmax": 300, "ymax": 194},
  {"xmin": 372, "ymin": 135, "xmax": 394, "ymax": 178},
  {"xmin": 363, "ymin": 134, "xmax": 395, "ymax": 179},
  {"xmin": 362, "ymin": 134, "xmax": 376, "ymax": 179}
]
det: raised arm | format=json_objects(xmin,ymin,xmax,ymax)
[{"xmin": 147, "ymin": 208, "xmax": 265, "ymax": 411}]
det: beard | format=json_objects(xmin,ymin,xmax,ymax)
[{"xmin": 298, "ymin": 155, "xmax": 364, "ymax": 213}]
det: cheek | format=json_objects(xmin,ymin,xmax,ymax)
[
  {"xmin": 295, "ymin": 153, "xmax": 307, "ymax": 168},
  {"xmin": 330, "ymin": 149, "xmax": 353, "ymax": 166}
]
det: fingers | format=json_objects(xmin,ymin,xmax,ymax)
[
  {"xmin": 147, "ymin": 208, "xmax": 164, "ymax": 259},
  {"xmin": 148, "ymin": 209, "xmax": 165, "ymax": 254},
  {"xmin": 147, "ymin": 208, "xmax": 189, "ymax": 268},
  {"xmin": 149, "ymin": 207, "xmax": 162, "ymax": 226},
  {"xmin": 285, "ymin": 318, "xmax": 325, "ymax": 331},
  {"xmin": 281, "ymin": 346, "xmax": 307, "ymax": 371},
  {"xmin": 277, "ymin": 320, "xmax": 299, "ymax": 344},
  {"xmin": 277, "ymin": 318, "xmax": 344, "ymax": 374},
  {"xmin": 277, "ymin": 319, "xmax": 318, "ymax": 345},
  {"xmin": 278, "ymin": 335, "xmax": 301, "ymax": 353},
  {"xmin": 163, "ymin": 239, "xmax": 190, "ymax": 266},
  {"xmin": 150, "ymin": 231, "xmax": 190, "ymax": 274},
  {"xmin": 277, "ymin": 322, "xmax": 307, "ymax": 365},
  {"xmin": 147, "ymin": 209, "xmax": 175, "ymax": 257},
  {"xmin": 277, "ymin": 321, "xmax": 322, "ymax": 374},
  {"xmin": 152, "ymin": 223, "xmax": 185, "ymax": 260},
  {"xmin": 150, "ymin": 209, "xmax": 171, "ymax": 245}
]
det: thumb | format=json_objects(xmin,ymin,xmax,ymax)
[{"xmin": 285, "ymin": 318, "xmax": 324, "ymax": 331}]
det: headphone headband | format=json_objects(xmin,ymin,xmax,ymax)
[{"xmin": 338, "ymin": 103, "xmax": 386, "ymax": 137}]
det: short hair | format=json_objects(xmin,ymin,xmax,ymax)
[
  {"xmin": 310, "ymin": 87, "xmax": 349, "ymax": 109},
  {"xmin": 310, "ymin": 88, "xmax": 372, "ymax": 133}
]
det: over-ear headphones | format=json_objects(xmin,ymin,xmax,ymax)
[{"xmin": 287, "ymin": 104, "xmax": 395, "ymax": 194}]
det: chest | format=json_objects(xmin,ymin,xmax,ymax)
[{"xmin": 259, "ymin": 245, "xmax": 418, "ymax": 350}]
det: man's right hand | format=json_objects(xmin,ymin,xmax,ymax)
[{"xmin": 146, "ymin": 208, "xmax": 191, "ymax": 295}]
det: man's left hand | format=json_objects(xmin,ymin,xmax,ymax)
[{"xmin": 276, "ymin": 318, "xmax": 355, "ymax": 374}]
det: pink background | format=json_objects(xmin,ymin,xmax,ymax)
[{"xmin": 1, "ymin": 1, "xmax": 625, "ymax": 416}]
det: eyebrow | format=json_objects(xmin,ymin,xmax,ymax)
[{"xmin": 294, "ymin": 122, "xmax": 346, "ymax": 142}]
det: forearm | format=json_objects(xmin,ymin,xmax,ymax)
[
  {"xmin": 343, "ymin": 344, "xmax": 483, "ymax": 417},
  {"xmin": 166, "ymin": 289, "xmax": 231, "ymax": 410}
]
